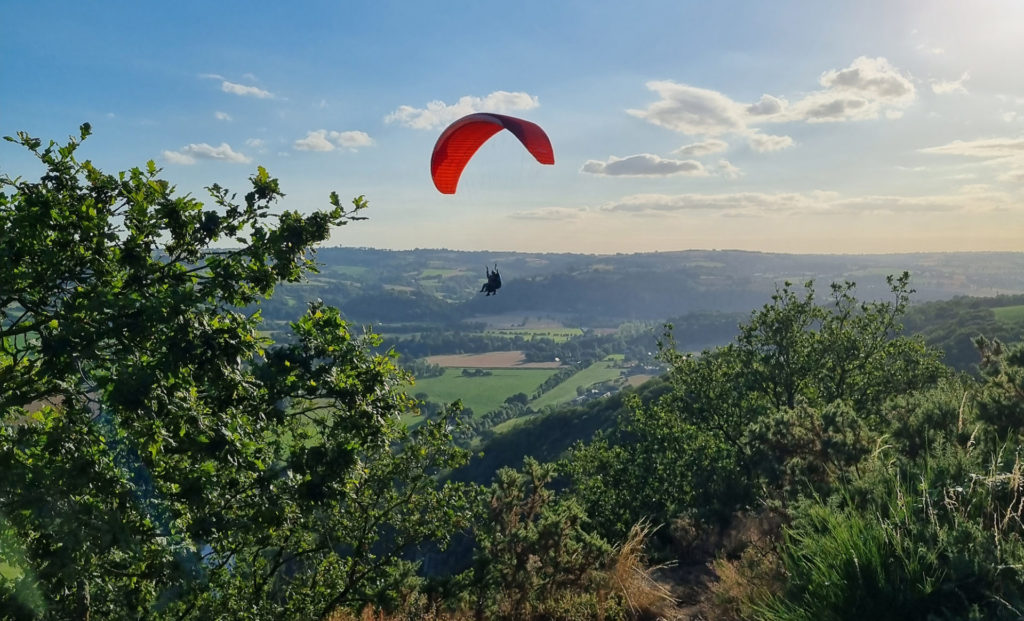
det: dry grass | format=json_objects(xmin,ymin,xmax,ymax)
[
  {"xmin": 705, "ymin": 544, "xmax": 784, "ymax": 621},
  {"xmin": 326, "ymin": 520, "xmax": 689, "ymax": 621},
  {"xmin": 608, "ymin": 521, "xmax": 679, "ymax": 619}
]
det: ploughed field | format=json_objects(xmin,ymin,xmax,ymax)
[{"xmin": 425, "ymin": 350, "xmax": 563, "ymax": 369}]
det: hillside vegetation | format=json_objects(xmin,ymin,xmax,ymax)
[{"xmin": 5, "ymin": 129, "xmax": 1024, "ymax": 620}]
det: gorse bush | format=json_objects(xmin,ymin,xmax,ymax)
[{"xmin": 761, "ymin": 453, "xmax": 1024, "ymax": 620}]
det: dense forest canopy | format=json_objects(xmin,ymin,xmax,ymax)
[{"xmin": 4, "ymin": 129, "xmax": 1024, "ymax": 620}]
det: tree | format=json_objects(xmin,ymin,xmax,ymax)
[
  {"xmin": 0, "ymin": 126, "xmax": 474, "ymax": 619},
  {"xmin": 464, "ymin": 459, "xmax": 615, "ymax": 620},
  {"xmin": 565, "ymin": 277, "xmax": 947, "ymax": 537}
]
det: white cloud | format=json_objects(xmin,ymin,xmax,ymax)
[
  {"xmin": 931, "ymin": 72, "xmax": 970, "ymax": 95},
  {"xmin": 818, "ymin": 57, "xmax": 914, "ymax": 99},
  {"xmin": 628, "ymin": 56, "xmax": 916, "ymax": 138},
  {"xmin": 673, "ymin": 139, "xmax": 728, "ymax": 157},
  {"xmin": 294, "ymin": 131, "xmax": 334, "ymax": 152},
  {"xmin": 627, "ymin": 82, "xmax": 748, "ymax": 135},
  {"xmin": 385, "ymin": 91, "xmax": 540, "ymax": 129},
  {"xmin": 245, "ymin": 138, "xmax": 265, "ymax": 148},
  {"xmin": 746, "ymin": 94, "xmax": 787, "ymax": 116},
  {"xmin": 581, "ymin": 154, "xmax": 708, "ymax": 177},
  {"xmin": 748, "ymin": 132, "xmax": 794, "ymax": 152},
  {"xmin": 331, "ymin": 130, "xmax": 374, "ymax": 149},
  {"xmin": 294, "ymin": 129, "xmax": 374, "ymax": 152},
  {"xmin": 215, "ymin": 111, "xmax": 232, "ymax": 121},
  {"xmin": 162, "ymin": 150, "xmax": 196, "ymax": 165},
  {"xmin": 162, "ymin": 142, "xmax": 251, "ymax": 165},
  {"xmin": 221, "ymin": 81, "xmax": 274, "ymax": 99},
  {"xmin": 199, "ymin": 73, "xmax": 225, "ymax": 80},
  {"xmin": 716, "ymin": 159, "xmax": 742, "ymax": 179}
]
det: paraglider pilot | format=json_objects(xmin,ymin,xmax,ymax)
[{"xmin": 481, "ymin": 264, "xmax": 502, "ymax": 296}]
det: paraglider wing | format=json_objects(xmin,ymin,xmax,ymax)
[{"xmin": 430, "ymin": 113, "xmax": 554, "ymax": 194}]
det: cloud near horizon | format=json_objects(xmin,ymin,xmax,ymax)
[
  {"xmin": 385, "ymin": 91, "xmax": 540, "ymax": 129},
  {"xmin": 162, "ymin": 142, "xmax": 251, "ymax": 165},
  {"xmin": 508, "ymin": 186, "xmax": 1008, "ymax": 220}
]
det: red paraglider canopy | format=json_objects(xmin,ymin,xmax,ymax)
[{"xmin": 430, "ymin": 113, "xmax": 554, "ymax": 194}]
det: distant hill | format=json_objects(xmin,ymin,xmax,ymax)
[{"xmin": 265, "ymin": 248, "xmax": 1024, "ymax": 325}]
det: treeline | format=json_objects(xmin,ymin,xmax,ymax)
[
  {"xmin": 387, "ymin": 312, "xmax": 740, "ymax": 366},
  {"xmin": 904, "ymin": 294, "xmax": 1024, "ymax": 372}
]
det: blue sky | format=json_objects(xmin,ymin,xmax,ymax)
[{"xmin": 3, "ymin": 0, "xmax": 1023, "ymax": 254}]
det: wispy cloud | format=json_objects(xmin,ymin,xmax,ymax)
[
  {"xmin": 294, "ymin": 129, "xmax": 374, "ymax": 152},
  {"xmin": 200, "ymin": 73, "xmax": 276, "ymax": 99},
  {"xmin": 581, "ymin": 154, "xmax": 708, "ymax": 177},
  {"xmin": 385, "ymin": 91, "xmax": 540, "ymax": 129},
  {"xmin": 915, "ymin": 43, "xmax": 945, "ymax": 55},
  {"xmin": 222, "ymin": 81, "xmax": 274, "ymax": 99},
  {"xmin": 920, "ymin": 137, "xmax": 1024, "ymax": 158},
  {"xmin": 215, "ymin": 111, "xmax": 232, "ymax": 121},
  {"xmin": 509, "ymin": 187, "xmax": 1009, "ymax": 220},
  {"xmin": 931, "ymin": 72, "xmax": 970, "ymax": 95},
  {"xmin": 162, "ymin": 142, "xmax": 251, "ymax": 165},
  {"xmin": 924, "ymin": 136, "xmax": 1024, "ymax": 184},
  {"xmin": 716, "ymin": 159, "xmax": 743, "ymax": 179},
  {"xmin": 509, "ymin": 206, "xmax": 590, "ymax": 220},
  {"xmin": 673, "ymin": 139, "xmax": 728, "ymax": 157}
]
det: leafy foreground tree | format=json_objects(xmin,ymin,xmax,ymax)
[
  {"xmin": 565, "ymin": 277, "xmax": 948, "ymax": 540},
  {"xmin": 0, "ymin": 126, "xmax": 475, "ymax": 619}
]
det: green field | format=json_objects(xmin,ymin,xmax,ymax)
[
  {"xmin": 532, "ymin": 357, "xmax": 625, "ymax": 409},
  {"xmin": 409, "ymin": 367, "xmax": 559, "ymax": 417},
  {"xmin": 325, "ymin": 265, "xmax": 372, "ymax": 278},
  {"xmin": 994, "ymin": 304, "xmax": 1024, "ymax": 323},
  {"xmin": 491, "ymin": 413, "xmax": 540, "ymax": 434}
]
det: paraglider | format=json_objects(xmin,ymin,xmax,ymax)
[
  {"xmin": 480, "ymin": 264, "xmax": 502, "ymax": 296},
  {"xmin": 430, "ymin": 113, "xmax": 554, "ymax": 194}
]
